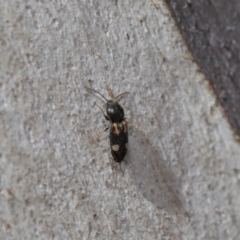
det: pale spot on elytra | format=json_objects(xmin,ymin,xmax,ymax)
[
  {"xmin": 112, "ymin": 123, "xmax": 120, "ymax": 135},
  {"xmin": 112, "ymin": 144, "xmax": 120, "ymax": 151}
]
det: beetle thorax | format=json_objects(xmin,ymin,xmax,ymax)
[{"xmin": 106, "ymin": 100, "xmax": 125, "ymax": 122}]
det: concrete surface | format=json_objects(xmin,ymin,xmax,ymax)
[{"xmin": 0, "ymin": 0, "xmax": 240, "ymax": 239}]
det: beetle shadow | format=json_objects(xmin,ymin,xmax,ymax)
[{"xmin": 124, "ymin": 127, "xmax": 189, "ymax": 221}]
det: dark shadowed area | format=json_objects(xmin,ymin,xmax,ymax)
[{"xmin": 164, "ymin": 0, "xmax": 240, "ymax": 136}]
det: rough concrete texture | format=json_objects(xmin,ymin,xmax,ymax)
[{"xmin": 0, "ymin": 0, "xmax": 240, "ymax": 239}]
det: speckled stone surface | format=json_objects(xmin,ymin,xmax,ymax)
[{"xmin": 0, "ymin": 1, "xmax": 240, "ymax": 239}]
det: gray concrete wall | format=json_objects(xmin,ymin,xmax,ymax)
[{"xmin": 0, "ymin": 1, "xmax": 239, "ymax": 239}]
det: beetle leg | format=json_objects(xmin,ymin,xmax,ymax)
[{"xmin": 95, "ymin": 103, "xmax": 110, "ymax": 121}]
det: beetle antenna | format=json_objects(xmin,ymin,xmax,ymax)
[
  {"xmin": 115, "ymin": 92, "xmax": 130, "ymax": 101},
  {"xmin": 85, "ymin": 87, "xmax": 109, "ymax": 102}
]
